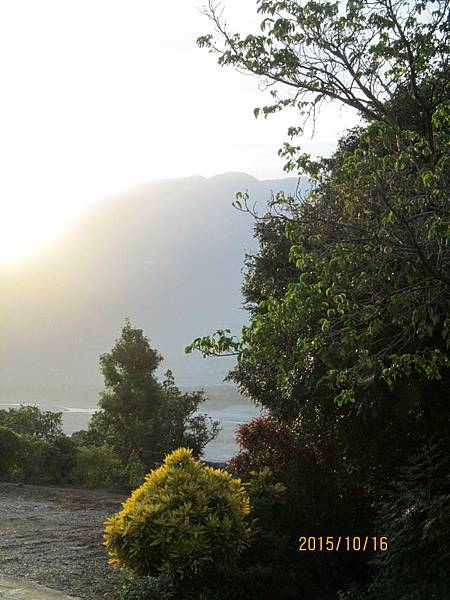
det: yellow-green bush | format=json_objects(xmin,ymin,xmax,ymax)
[{"xmin": 104, "ymin": 448, "xmax": 251, "ymax": 592}]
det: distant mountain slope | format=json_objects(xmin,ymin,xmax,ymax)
[{"xmin": 0, "ymin": 173, "xmax": 303, "ymax": 386}]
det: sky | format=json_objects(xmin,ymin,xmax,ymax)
[{"xmin": 0, "ymin": 0, "xmax": 359, "ymax": 265}]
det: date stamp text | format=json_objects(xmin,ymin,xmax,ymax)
[{"xmin": 298, "ymin": 536, "xmax": 388, "ymax": 552}]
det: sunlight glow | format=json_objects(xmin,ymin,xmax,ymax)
[{"xmin": 0, "ymin": 0, "xmax": 359, "ymax": 266}]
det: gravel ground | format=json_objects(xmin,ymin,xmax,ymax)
[{"xmin": 0, "ymin": 483, "xmax": 127, "ymax": 600}]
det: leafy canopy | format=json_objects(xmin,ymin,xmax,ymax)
[
  {"xmin": 199, "ymin": 0, "xmax": 449, "ymax": 148},
  {"xmin": 189, "ymin": 0, "xmax": 450, "ymax": 407},
  {"xmin": 0, "ymin": 405, "xmax": 63, "ymax": 439}
]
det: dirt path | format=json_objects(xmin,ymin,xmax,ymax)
[
  {"xmin": 0, "ymin": 483, "xmax": 126, "ymax": 599},
  {"xmin": 0, "ymin": 576, "xmax": 79, "ymax": 599}
]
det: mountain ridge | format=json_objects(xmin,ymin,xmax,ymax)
[{"xmin": 0, "ymin": 173, "xmax": 305, "ymax": 387}]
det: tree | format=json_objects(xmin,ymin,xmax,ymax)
[
  {"xmin": 183, "ymin": 2, "xmax": 450, "ymax": 596},
  {"xmin": 90, "ymin": 321, "xmax": 219, "ymax": 467},
  {"xmin": 186, "ymin": 5, "xmax": 450, "ymax": 554},
  {"xmin": 198, "ymin": 0, "xmax": 449, "ymax": 151},
  {"xmin": 160, "ymin": 370, "xmax": 221, "ymax": 457},
  {"xmin": 190, "ymin": 0, "xmax": 450, "ymax": 408},
  {"xmin": 229, "ymin": 114, "xmax": 450, "ymax": 409}
]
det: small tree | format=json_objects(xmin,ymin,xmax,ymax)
[{"xmin": 89, "ymin": 321, "xmax": 219, "ymax": 467}]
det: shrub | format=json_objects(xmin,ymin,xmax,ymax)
[
  {"xmin": 228, "ymin": 416, "xmax": 331, "ymax": 532},
  {"xmin": 43, "ymin": 435, "xmax": 77, "ymax": 483},
  {"xmin": 229, "ymin": 416, "xmax": 306, "ymax": 473},
  {"xmin": 104, "ymin": 448, "xmax": 251, "ymax": 597},
  {"xmin": 124, "ymin": 451, "xmax": 147, "ymax": 489},
  {"xmin": 72, "ymin": 445, "xmax": 127, "ymax": 488},
  {"xmin": 0, "ymin": 408, "xmax": 76, "ymax": 485},
  {"xmin": 118, "ymin": 575, "xmax": 174, "ymax": 600},
  {"xmin": 13, "ymin": 434, "xmax": 76, "ymax": 484},
  {"xmin": 0, "ymin": 426, "xmax": 21, "ymax": 478}
]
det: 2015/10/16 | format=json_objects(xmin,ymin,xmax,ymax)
[{"xmin": 298, "ymin": 536, "xmax": 388, "ymax": 552}]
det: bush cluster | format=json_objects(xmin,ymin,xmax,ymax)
[
  {"xmin": 1, "ymin": 406, "xmax": 71, "ymax": 482},
  {"xmin": 0, "ymin": 406, "xmax": 136, "ymax": 488}
]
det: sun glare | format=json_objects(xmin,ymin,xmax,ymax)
[
  {"xmin": 0, "ymin": 205, "xmax": 60, "ymax": 267},
  {"xmin": 0, "ymin": 1, "xmax": 358, "ymax": 269},
  {"xmin": 0, "ymin": 179, "xmax": 118, "ymax": 267}
]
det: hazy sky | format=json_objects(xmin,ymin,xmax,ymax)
[{"xmin": 0, "ymin": 0, "xmax": 359, "ymax": 265}]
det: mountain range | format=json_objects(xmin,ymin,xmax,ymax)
[{"xmin": 0, "ymin": 172, "xmax": 303, "ymax": 389}]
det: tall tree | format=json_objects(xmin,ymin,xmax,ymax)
[
  {"xmin": 190, "ymin": 0, "xmax": 450, "ymax": 408},
  {"xmin": 91, "ymin": 321, "xmax": 219, "ymax": 466}
]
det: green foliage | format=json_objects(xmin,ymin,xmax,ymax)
[
  {"xmin": 104, "ymin": 448, "xmax": 251, "ymax": 597},
  {"xmin": 118, "ymin": 575, "xmax": 175, "ymax": 600},
  {"xmin": 192, "ymin": 0, "xmax": 450, "ymax": 409},
  {"xmin": 70, "ymin": 429, "xmax": 93, "ymax": 446},
  {"xmin": 367, "ymin": 437, "xmax": 450, "ymax": 599},
  {"xmin": 0, "ymin": 406, "xmax": 76, "ymax": 485},
  {"xmin": 0, "ymin": 426, "xmax": 21, "ymax": 478},
  {"xmin": 284, "ymin": 117, "xmax": 450, "ymax": 401},
  {"xmin": 185, "ymin": 329, "xmax": 240, "ymax": 357},
  {"xmin": 71, "ymin": 446, "xmax": 147, "ymax": 490},
  {"xmin": 226, "ymin": 467, "xmax": 302, "ymax": 599},
  {"xmin": 188, "ymin": 1, "xmax": 450, "ymax": 597},
  {"xmin": 189, "ymin": 106, "xmax": 450, "ymax": 411},
  {"xmin": 124, "ymin": 451, "xmax": 147, "ymax": 489},
  {"xmin": 72, "ymin": 445, "xmax": 127, "ymax": 489},
  {"xmin": 242, "ymin": 215, "xmax": 298, "ymax": 313},
  {"xmin": 12, "ymin": 434, "xmax": 76, "ymax": 484},
  {"xmin": 198, "ymin": 0, "xmax": 449, "ymax": 146},
  {"xmin": 91, "ymin": 322, "xmax": 219, "ymax": 468},
  {"xmin": 0, "ymin": 405, "xmax": 63, "ymax": 439}
]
